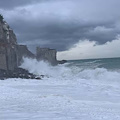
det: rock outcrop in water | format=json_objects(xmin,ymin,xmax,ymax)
[
  {"xmin": 0, "ymin": 14, "xmax": 66, "ymax": 79},
  {"xmin": 36, "ymin": 47, "xmax": 58, "ymax": 65}
]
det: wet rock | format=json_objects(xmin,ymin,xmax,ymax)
[
  {"xmin": 0, "ymin": 68, "xmax": 41, "ymax": 80},
  {"xmin": 58, "ymin": 60, "xmax": 67, "ymax": 64},
  {"xmin": 36, "ymin": 47, "xmax": 58, "ymax": 66}
]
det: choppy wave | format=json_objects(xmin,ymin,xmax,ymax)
[{"xmin": 21, "ymin": 58, "xmax": 120, "ymax": 82}]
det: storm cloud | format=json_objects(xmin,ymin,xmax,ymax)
[{"xmin": 0, "ymin": 0, "xmax": 120, "ymax": 55}]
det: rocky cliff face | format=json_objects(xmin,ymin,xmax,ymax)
[
  {"xmin": 0, "ymin": 45, "xmax": 7, "ymax": 70},
  {"xmin": 0, "ymin": 20, "xmax": 17, "ymax": 44},
  {"xmin": 0, "ymin": 15, "xmax": 65, "ymax": 73},
  {"xmin": 16, "ymin": 45, "xmax": 35, "ymax": 66},
  {"xmin": 0, "ymin": 20, "xmax": 17, "ymax": 71},
  {"xmin": 0, "ymin": 19, "xmax": 35, "ymax": 71},
  {"xmin": 36, "ymin": 47, "xmax": 58, "ymax": 65}
]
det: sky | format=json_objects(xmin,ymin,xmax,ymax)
[{"xmin": 0, "ymin": 0, "xmax": 120, "ymax": 60}]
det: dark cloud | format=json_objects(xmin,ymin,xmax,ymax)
[
  {"xmin": 9, "ymin": 18, "xmax": 118, "ymax": 51},
  {"xmin": 0, "ymin": 0, "xmax": 62, "ymax": 9},
  {"xmin": 0, "ymin": 0, "xmax": 120, "ymax": 52},
  {"xmin": 0, "ymin": 0, "xmax": 31, "ymax": 9},
  {"xmin": 0, "ymin": 0, "xmax": 44, "ymax": 9}
]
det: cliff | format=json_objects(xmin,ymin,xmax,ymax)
[
  {"xmin": 0, "ymin": 15, "xmax": 66, "ymax": 79},
  {"xmin": 0, "ymin": 19, "xmax": 17, "ymax": 71},
  {"xmin": 36, "ymin": 47, "xmax": 58, "ymax": 65},
  {"xmin": 0, "ymin": 18, "xmax": 36, "ymax": 71},
  {"xmin": 0, "ymin": 17, "xmax": 41, "ymax": 79},
  {"xmin": 16, "ymin": 45, "xmax": 35, "ymax": 66}
]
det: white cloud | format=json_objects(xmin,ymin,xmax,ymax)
[
  {"xmin": 1, "ymin": 0, "xmax": 120, "ymax": 55},
  {"xmin": 57, "ymin": 35, "xmax": 120, "ymax": 60},
  {"xmin": 89, "ymin": 26, "xmax": 113, "ymax": 34}
]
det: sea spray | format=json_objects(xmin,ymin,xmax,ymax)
[
  {"xmin": 21, "ymin": 57, "xmax": 120, "ymax": 83},
  {"xmin": 2, "ymin": 58, "xmax": 120, "ymax": 119},
  {"xmin": 20, "ymin": 57, "xmax": 71, "ymax": 78}
]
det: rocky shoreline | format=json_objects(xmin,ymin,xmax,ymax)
[{"xmin": 0, "ymin": 68, "xmax": 42, "ymax": 80}]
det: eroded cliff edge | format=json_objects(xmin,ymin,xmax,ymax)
[{"xmin": 0, "ymin": 15, "xmax": 66, "ymax": 79}]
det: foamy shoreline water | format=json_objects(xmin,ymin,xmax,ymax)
[
  {"xmin": 1, "ymin": 76, "xmax": 120, "ymax": 120},
  {"xmin": 1, "ymin": 58, "xmax": 120, "ymax": 120}
]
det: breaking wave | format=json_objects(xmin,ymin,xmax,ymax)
[{"xmin": 21, "ymin": 58, "xmax": 120, "ymax": 82}]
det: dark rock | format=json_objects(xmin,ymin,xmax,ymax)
[
  {"xmin": 0, "ymin": 68, "xmax": 42, "ymax": 80},
  {"xmin": 6, "ymin": 45, "xmax": 18, "ymax": 71},
  {"xmin": 0, "ymin": 44, "xmax": 17, "ymax": 71},
  {"xmin": 36, "ymin": 47, "xmax": 58, "ymax": 65},
  {"xmin": 16, "ymin": 45, "xmax": 35, "ymax": 66},
  {"xmin": 0, "ymin": 20, "xmax": 17, "ymax": 71},
  {"xmin": 58, "ymin": 60, "xmax": 67, "ymax": 64},
  {"xmin": 0, "ymin": 14, "xmax": 4, "ymax": 23}
]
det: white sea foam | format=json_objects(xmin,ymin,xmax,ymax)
[
  {"xmin": 21, "ymin": 57, "xmax": 120, "ymax": 82},
  {"xmin": 20, "ymin": 57, "xmax": 71, "ymax": 78},
  {"xmin": 1, "ymin": 57, "xmax": 120, "ymax": 120}
]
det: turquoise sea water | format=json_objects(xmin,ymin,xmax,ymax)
[
  {"xmin": 68, "ymin": 57, "xmax": 120, "ymax": 70},
  {"xmin": 21, "ymin": 57, "xmax": 120, "ymax": 82}
]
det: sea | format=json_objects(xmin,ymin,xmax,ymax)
[
  {"xmin": 69, "ymin": 57, "xmax": 120, "ymax": 71},
  {"xmin": 21, "ymin": 57, "xmax": 120, "ymax": 81},
  {"xmin": 1, "ymin": 57, "xmax": 120, "ymax": 120}
]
